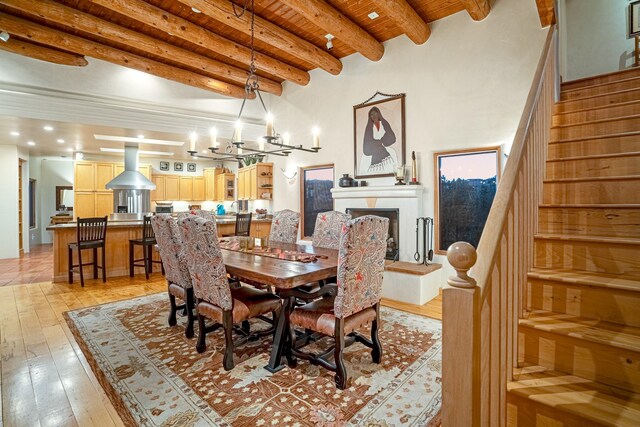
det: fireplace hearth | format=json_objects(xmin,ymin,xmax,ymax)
[{"xmin": 346, "ymin": 208, "xmax": 399, "ymax": 260}]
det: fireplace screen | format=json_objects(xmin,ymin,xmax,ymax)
[{"xmin": 345, "ymin": 208, "xmax": 399, "ymax": 260}]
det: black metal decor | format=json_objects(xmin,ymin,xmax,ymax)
[{"xmin": 414, "ymin": 217, "xmax": 434, "ymax": 265}]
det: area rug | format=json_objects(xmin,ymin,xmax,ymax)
[{"xmin": 65, "ymin": 293, "xmax": 442, "ymax": 426}]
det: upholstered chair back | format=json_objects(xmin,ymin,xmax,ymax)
[
  {"xmin": 194, "ymin": 210, "xmax": 216, "ymax": 222},
  {"xmin": 312, "ymin": 211, "xmax": 352, "ymax": 250},
  {"xmin": 150, "ymin": 215, "xmax": 192, "ymax": 289},
  {"xmin": 269, "ymin": 209, "xmax": 300, "ymax": 244},
  {"xmin": 179, "ymin": 216, "xmax": 233, "ymax": 311},
  {"xmin": 334, "ymin": 215, "xmax": 389, "ymax": 319}
]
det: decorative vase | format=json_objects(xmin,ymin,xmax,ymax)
[{"xmin": 339, "ymin": 174, "xmax": 354, "ymax": 187}]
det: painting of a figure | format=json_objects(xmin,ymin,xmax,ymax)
[{"xmin": 354, "ymin": 94, "xmax": 405, "ymax": 178}]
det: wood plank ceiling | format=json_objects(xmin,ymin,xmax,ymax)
[{"xmin": 0, "ymin": 0, "xmax": 503, "ymax": 98}]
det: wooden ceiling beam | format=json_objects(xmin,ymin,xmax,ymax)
[
  {"xmin": 0, "ymin": 13, "xmax": 249, "ymax": 98},
  {"xmin": 179, "ymin": 0, "xmax": 342, "ymax": 75},
  {"xmin": 0, "ymin": 0, "xmax": 282, "ymax": 95},
  {"xmin": 276, "ymin": 0, "xmax": 384, "ymax": 62},
  {"xmin": 459, "ymin": 0, "xmax": 491, "ymax": 21},
  {"xmin": 373, "ymin": 0, "xmax": 431, "ymax": 45},
  {"xmin": 535, "ymin": 0, "xmax": 555, "ymax": 27},
  {"xmin": 0, "ymin": 36, "xmax": 88, "ymax": 66},
  {"xmin": 89, "ymin": 0, "xmax": 309, "ymax": 85}
]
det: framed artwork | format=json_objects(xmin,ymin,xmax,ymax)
[
  {"xmin": 353, "ymin": 93, "xmax": 405, "ymax": 179},
  {"xmin": 187, "ymin": 163, "xmax": 196, "ymax": 172},
  {"xmin": 159, "ymin": 161, "xmax": 169, "ymax": 171},
  {"xmin": 434, "ymin": 147, "xmax": 501, "ymax": 255},
  {"xmin": 631, "ymin": 1, "xmax": 640, "ymax": 37},
  {"xmin": 299, "ymin": 164, "xmax": 335, "ymax": 239},
  {"xmin": 174, "ymin": 162, "xmax": 183, "ymax": 172}
]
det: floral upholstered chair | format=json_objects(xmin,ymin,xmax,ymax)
[
  {"xmin": 269, "ymin": 209, "xmax": 300, "ymax": 244},
  {"xmin": 287, "ymin": 215, "xmax": 389, "ymax": 389},
  {"xmin": 150, "ymin": 215, "xmax": 195, "ymax": 338},
  {"xmin": 194, "ymin": 210, "xmax": 216, "ymax": 222},
  {"xmin": 311, "ymin": 211, "xmax": 352, "ymax": 250},
  {"xmin": 179, "ymin": 216, "xmax": 282, "ymax": 370}
]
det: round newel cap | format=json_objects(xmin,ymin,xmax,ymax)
[{"xmin": 446, "ymin": 241, "xmax": 477, "ymax": 288}]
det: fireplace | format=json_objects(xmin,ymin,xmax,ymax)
[{"xmin": 346, "ymin": 208, "xmax": 399, "ymax": 260}]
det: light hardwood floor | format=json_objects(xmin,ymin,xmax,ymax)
[{"xmin": 0, "ymin": 247, "xmax": 442, "ymax": 426}]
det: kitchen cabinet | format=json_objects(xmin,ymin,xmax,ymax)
[
  {"xmin": 238, "ymin": 169, "xmax": 246, "ymax": 200},
  {"xmin": 74, "ymin": 162, "xmax": 95, "ymax": 191},
  {"xmin": 94, "ymin": 163, "xmax": 114, "ymax": 191},
  {"xmin": 74, "ymin": 192, "xmax": 95, "ymax": 219},
  {"xmin": 151, "ymin": 175, "xmax": 166, "ymax": 201},
  {"xmin": 204, "ymin": 168, "xmax": 222, "ymax": 200},
  {"xmin": 237, "ymin": 163, "xmax": 273, "ymax": 201},
  {"xmin": 217, "ymin": 173, "xmax": 235, "ymax": 201},
  {"xmin": 164, "ymin": 176, "xmax": 180, "ymax": 200},
  {"xmin": 95, "ymin": 192, "xmax": 113, "ymax": 217},
  {"xmin": 249, "ymin": 167, "xmax": 258, "ymax": 200},
  {"xmin": 179, "ymin": 177, "xmax": 193, "ymax": 201},
  {"xmin": 193, "ymin": 177, "xmax": 205, "ymax": 201},
  {"xmin": 250, "ymin": 221, "xmax": 272, "ymax": 239}
]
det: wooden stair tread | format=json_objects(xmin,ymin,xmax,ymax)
[
  {"xmin": 521, "ymin": 310, "xmax": 640, "ymax": 353},
  {"xmin": 534, "ymin": 234, "xmax": 640, "ymax": 245},
  {"xmin": 528, "ymin": 268, "xmax": 640, "ymax": 292},
  {"xmin": 539, "ymin": 203, "xmax": 640, "ymax": 209},
  {"xmin": 543, "ymin": 175, "xmax": 640, "ymax": 183},
  {"xmin": 549, "ymin": 130, "xmax": 640, "ymax": 144},
  {"xmin": 561, "ymin": 68, "xmax": 640, "ymax": 90},
  {"xmin": 551, "ymin": 113, "xmax": 640, "ymax": 129},
  {"xmin": 561, "ymin": 76, "xmax": 640, "ymax": 94},
  {"xmin": 556, "ymin": 87, "xmax": 640, "ymax": 103},
  {"xmin": 553, "ymin": 99, "xmax": 640, "ymax": 116},
  {"xmin": 509, "ymin": 365, "xmax": 640, "ymax": 427},
  {"xmin": 545, "ymin": 151, "xmax": 640, "ymax": 162}
]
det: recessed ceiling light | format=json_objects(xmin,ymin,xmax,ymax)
[
  {"xmin": 368, "ymin": 11, "xmax": 379, "ymax": 19},
  {"xmin": 137, "ymin": 134, "xmax": 144, "ymax": 139},
  {"xmin": 66, "ymin": 148, "xmax": 73, "ymax": 152},
  {"xmin": 27, "ymin": 141, "xmax": 36, "ymax": 146},
  {"xmin": 57, "ymin": 138, "xmax": 65, "ymax": 143},
  {"xmin": 43, "ymin": 125, "xmax": 54, "ymax": 131},
  {"xmin": 191, "ymin": 7, "xmax": 201, "ymax": 13},
  {"xmin": 10, "ymin": 131, "xmax": 20, "ymax": 136}
]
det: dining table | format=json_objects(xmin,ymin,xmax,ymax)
[{"xmin": 218, "ymin": 236, "xmax": 339, "ymax": 373}]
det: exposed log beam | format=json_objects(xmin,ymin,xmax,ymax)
[
  {"xmin": 180, "ymin": 0, "xmax": 342, "ymax": 75},
  {"xmin": 89, "ymin": 0, "xmax": 309, "ymax": 85},
  {"xmin": 373, "ymin": 0, "xmax": 430, "ymax": 45},
  {"xmin": 0, "ymin": 36, "xmax": 88, "ymax": 66},
  {"xmin": 459, "ymin": 0, "xmax": 491, "ymax": 21},
  {"xmin": 0, "ymin": 0, "xmax": 282, "ymax": 95},
  {"xmin": 535, "ymin": 0, "xmax": 555, "ymax": 27},
  {"xmin": 277, "ymin": 0, "xmax": 384, "ymax": 62},
  {"xmin": 0, "ymin": 13, "xmax": 248, "ymax": 98}
]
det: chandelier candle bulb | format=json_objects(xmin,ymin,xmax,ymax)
[
  {"xmin": 312, "ymin": 127, "xmax": 320, "ymax": 148},
  {"xmin": 189, "ymin": 132, "xmax": 197, "ymax": 152},
  {"xmin": 210, "ymin": 128, "xmax": 218, "ymax": 148},
  {"xmin": 237, "ymin": 147, "xmax": 243, "ymax": 155},
  {"xmin": 234, "ymin": 120, "xmax": 243, "ymax": 143},
  {"xmin": 266, "ymin": 113, "xmax": 274, "ymax": 137}
]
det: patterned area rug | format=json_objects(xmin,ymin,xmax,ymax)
[{"xmin": 65, "ymin": 293, "xmax": 442, "ymax": 426}]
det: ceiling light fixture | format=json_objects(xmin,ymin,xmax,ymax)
[
  {"xmin": 43, "ymin": 125, "xmax": 54, "ymax": 131},
  {"xmin": 94, "ymin": 135, "xmax": 185, "ymax": 146},
  {"xmin": 10, "ymin": 131, "xmax": 20, "ymax": 136},
  {"xmin": 325, "ymin": 34, "xmax": 334, "ymax": 50},
  {"xmin": 368, "ymin": 11, "xmax": 379, "ymax": 19},
  {"xmin": 57, "ymin": 138, "xmax": 65, "ymax": 143},
  {"xmin": 27, "ymin": 141, "xmax": 35, "ymax": 146},
  {"xmin": 66, "ymin": 148, "xmax": 73, "ymax": 152},
  {"xmin": 191, "ymin": 7, "xmax": 201, "ymax": 13},
  {"xmin": 137, "ymin": 134, "xmax": 144, "ymax": 139},
  {"xmin": 189, "ymin": 0, "xmax": 321, "ymax": 162},
  {"xmin": 0, "ymin": 31, "xmax": 9, "ymax": 42}
]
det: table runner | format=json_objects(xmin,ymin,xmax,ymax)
[{"xmin": 219, "ymin": 238, "xmax": 327, "ymax": 263}]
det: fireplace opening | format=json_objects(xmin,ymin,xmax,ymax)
[{"xmin": 345, "ymin": 208, "xmax": 399, "ymax": 260}]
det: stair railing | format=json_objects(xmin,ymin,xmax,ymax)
[{"xmin": 441, "ymin": 26, "xmax": 558, "ymax": 426}]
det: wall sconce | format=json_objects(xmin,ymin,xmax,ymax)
[{"xmin": 280, "ymin": 167, "xmax": 297, "ymax": 180}]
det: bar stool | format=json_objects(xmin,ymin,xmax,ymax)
[
  {"xmin": 68, "ymin": 216, "xmax": 108, "ymax": 287},
  {"xmin": 129, "ymin": 215, "xmax": 163, "ymax": 280},
  {"xmin": 235, "ymin": 213, "xmax": 252, "ymax": 237}
]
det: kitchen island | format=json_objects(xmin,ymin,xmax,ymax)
[{"xmin": 47, "ymin": 215, "xmax": 272, "ymax": 283}]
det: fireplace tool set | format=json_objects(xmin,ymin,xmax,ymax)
[{"xmin": 414, "ymin": 217, "xmax": 434, "ymax": 265}]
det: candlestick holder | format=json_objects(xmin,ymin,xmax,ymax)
[{"xmin": 395, "ymin": 164, "xmax": 406, "ymax": 185}]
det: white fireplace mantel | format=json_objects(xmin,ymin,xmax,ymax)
[{"xmin": 331, "ymin": 185, "xmax": 424, "ymax": 200}]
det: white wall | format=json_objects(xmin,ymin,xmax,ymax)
[
  {"xmin": 564, "ymin": 0, "xmax": 637, "ymax": 81},
  {"xmin": 36, "ymin": 158, "xmax": 75, "ymax": 245},
  {"xmin": 0, "ymin": 145, "xmax": 20, "ymax": 259},
  {"xmin": 264, "ymin": 0, "xmax": 548, "ymax": 273}
]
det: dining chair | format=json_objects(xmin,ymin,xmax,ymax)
[
  {"xmin": 179, "ymin": 216, "xmax": 281, "ymax": 370},
  {"xmin": 129, "ymin": 215, "xmax": 164, "ymax": 280},
  {"xmin": 194, "ymin": 209, "xmax": 216, "ymax": 222},
  {"xmin": 234, "ymin": 212, "xmax": 252, "ymax": 237},
  {"xmin": 68, "ymin": 216, "xmax": 108, "ymax": 287},
  {"xmin": 286, "ymin": 215, "xmax": 389, "ymax": 389},
  {"xmin": 268, "ymin": 209, "xmax": 300, "ymax": 244},
  {"xmin": 151, "ymin": 215, "xmax": 196, "ymax": 338},
  {"xmin": 312, "ymin": 211, "xmax": 352, "ymax": 250}
]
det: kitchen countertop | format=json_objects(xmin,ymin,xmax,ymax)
[{"xmin": 47, "ymin": 215, "xmax": 272, "ymax": 230}]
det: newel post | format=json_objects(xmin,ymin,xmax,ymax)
[{"xmin": 442, "ymin": 241, "xmax": 480, "ymax": 427}]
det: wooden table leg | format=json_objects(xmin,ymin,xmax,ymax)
[{"xmin": 264, "ymin": 294, "xmax": 293, "ymax": 373}]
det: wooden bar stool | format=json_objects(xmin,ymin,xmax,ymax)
[
  {"xmin": 68, "ymin": 216, "xmax": 108, "ymax": 287},
  {"xmin": 129, "ymin": 215, "xmax": 163, "ymax": 280},
  {"xmin": 235, "ymin": 213, "xmax": 252, "ymax": 237}
]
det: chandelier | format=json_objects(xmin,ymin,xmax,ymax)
[{"xmin": 187, "ymin": 0, "xmax": 321, "ymax": 162}]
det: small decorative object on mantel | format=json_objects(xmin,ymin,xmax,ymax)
[
  {"xmin": 395, "ymin": 164, "xmax": 406, "ymax": 185},
  {"xmin": 339, "ymin": 173, "xmax": 354, "ymax": 187},
  {"xmin": 409, "ymin": 151, "xmax": 420, "ymax": 185}
]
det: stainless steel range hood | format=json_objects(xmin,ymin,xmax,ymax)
[{"xmin": 105, "ymin": 144, "xmax": 156, "ymax": 190}]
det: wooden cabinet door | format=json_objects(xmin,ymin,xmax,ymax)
[
  {"xmin": 249, "ymin": 167, "xmax": 258, "ymax": 200},
  {"xmin": 165, "ymin": 176, "xmax": 180, "ymax": 200},
  {"xmin": 139, "ymin": 164, "xmax": 151, "ymax": 179},
  {"xmin": 114, "ymin": 163, "xmax": 124, "ymax": 176},
  {"xmin": 224, "ymin": 174, "xmax": 235, "ymax": 201},
  {"xmin": 74, "ymin": 192, "xmax": 95, "ymax": 219},
  {"xmin": 95, "ymin": 192, "xmax": 113, "ymax": 217},
  {"xmin": 216, "ymin": 174, "xmax": 223, "ymax": 201},
  {"xmin": 94, "ymin": 163, "xmax": 114, "ymax": 191},
  {"xmin": 74, "ymin": 162, "xmax": 95, "ymax": 191},
  {"xmin": 151, "ymin": 175, "xmax": 165, "ymax": 201},
  {"xmin": 179, "ymin": 176, "xmax": 193, "ymax": 201},
  {"xmin": 192, "ymin": 177, "xmax": 205, "ymax": 201},
  {"xmin": 237, "ymin": 169, "xmax": 245, "ymax": 200}
]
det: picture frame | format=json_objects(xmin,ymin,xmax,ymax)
[
  {"xmin": 353, "ymin": 93, "xmax": 405, "ymax": 179},
  {"xmin": 159, "ymin": 161, "xmax": 169, "ymax": 171},
  {"xmin": 434, "ymin": 147, "xmax": 501, "ymax": 255},
  {"xmin": 631, "ymin": 1, "xmax": 640, "ymax": 37},
  {"xmin": 174, "ymin": 162, "xmax": 183, "ymax": 172},
  {"xmin": 187, "ymin": 163, "xmax": 196, "ymax": 172}
]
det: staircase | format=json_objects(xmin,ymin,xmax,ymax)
[{"xmin": 507, "ymin": 68, "xmax": 640, "ymax": 426}]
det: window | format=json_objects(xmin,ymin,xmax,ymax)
[
  {"xmin": 300, "ymin": 165, "xmax": 335, "ymax": 240},
  {"xmin": 434, "ymin": 147, "xmax": 500, "ymax": 254},
  {"xmin": 29, "ymin": 179, "xmax": 36, "ymax": 229}
]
